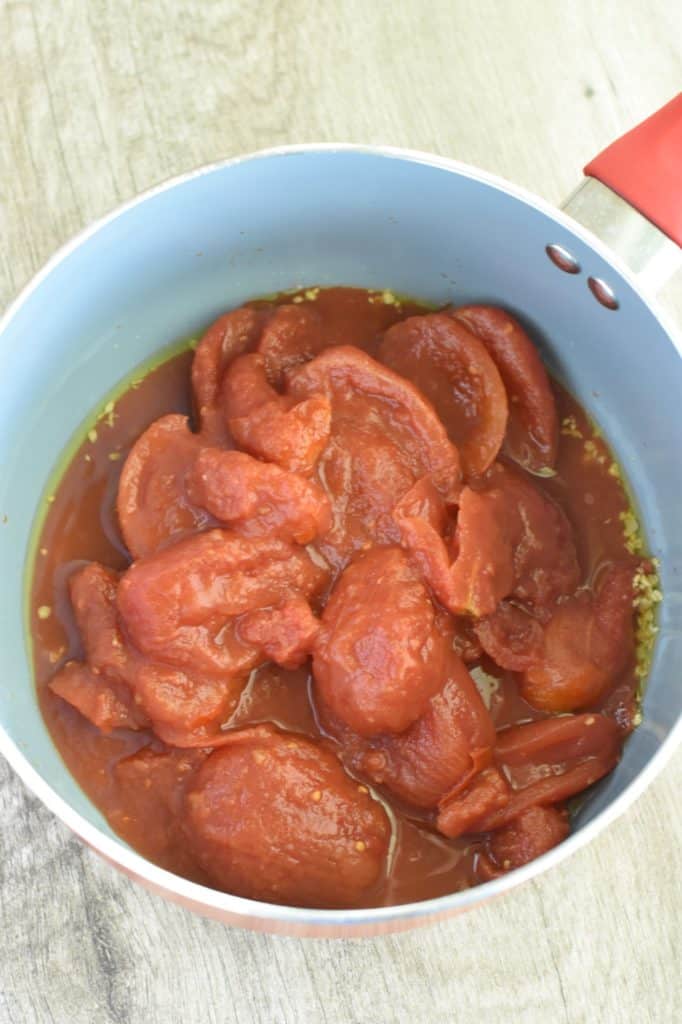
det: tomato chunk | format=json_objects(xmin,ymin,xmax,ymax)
[
  {"xmin": 495, "ymin": 710, "xmax": 621, "ymax": 767},
  {"xmin": 220, "ymin": 351, "xmax": 280, "ymax": 419},
  {"xmin": 397, "ymin": 463, "xmax": 579, "ymax": 619},
  {"xmin": 438, "ymin": 713, "xmax": 620, "ymax": 837},
  {"xmin": 379, "ymin": 313, "xmax": 508, "ymax": 478},
  {"xmin": 132, "ymin": 662, "xmax": 243, "ymax": 748},
  {"xmin": 395, "ymin": 485, "xmax": 513, "ymax": 617},
  {"xmin": 451, "ymin": 305, "xmax": 558, "ymax": 472},
  {"xmin": 49, "ymin": 660, "xmax": 147, "ymax": 732},
  {"xmin": 287, "ymin": 346, "xmax": 461, "ymax": 569},
  {"xmin": 69, "ymin": 562, "xmax": 133, "ymax": 679},
  {"xmin": 490, "ymin": 464, "xmax": 580, "ymax": 615},
  {"xmin": 477, "ymin": 805, "xmax": 570, "ymax": 878},
  {"xmin": 119, "ymin": 414, "xmax": 332, "ymax": 557},
  {"xmin": 289, "ymin": 345, "xmax": 461, "ymax": 499},
  {"xmin": 447, "ymin": 487, "xmax": 517, "ymax": 616},
  {"xmin": 257, "ymin": 303, "xmax": 325, "ymax": 386},
  {"xmin": 223, "ymin": 353, "xmax": 332, "ymax": 475},
  {"xmin": 313, "ymin": 547, "xmax": 450, "ymax": 736},
  {"xmin": 187, "ymin": 447, "xmax": 331, "ymax": 545},
  {"xmin": 437, "ymin": 767, "xmax": 511, "ymax": 838},
  {"xmin": 183, "ymin": 725, "xmax": 390, "ymax": 907},
  {"xmin": 392, "ymin": 475, "xmax": 447, "ymax": 532},
  {"xmin": 237, "ymin": 597, "xmax": 321, "ymax": 670},
  {"xmin": 115, "ymin": 746, "xmax": 209, "ymax": 819},
  {"xmin": 112, "ymin": 746, "xmax": 210, "ymax": 871},
  {"xmin": 117, "ymin": 415, "xmax": 212, "ymax": 558},
  {"xmin": 520, "ymin": 563, "xmax": 635, "ymax": 712},
  {"xmin": 62, "ymin": 562, "xmax": 245, "ymax": 747},
  {"xmin": 392, "ymin": 483, "xmax": 484, "ymax": 663},
  {"xmin": 476, "ymin": 601, "xmax": 545, "ymax": 671},
  {"xmin": 117, "ymin": 530, "xmax": 325, "ymax": 678},
  {"xmin": 322, "ymin": 651, "xmax": 495, "ymax": 808},
  {"xmin": 191, "ymin": 307, "xmax": 268, "ymax": 444}
]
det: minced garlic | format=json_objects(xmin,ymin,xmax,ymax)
[
  {"xmin": 633, "ymin": 561, "xmax": 662, "ymax": 688},
  {"xmin": 561, "ymin": 415, "xmax": 582, "ymax": 439},
  {"xmin": 369, "ymin": 289, "xmax": 401, "ymax": 307},
  {"xmin": 583, "ymin": 439, "xmax": 606, "ymax": 465},
  {"xmin": 94, "ymin": 400, "xmax": 117, "ymax": 429},
  {"xmin": 620, "ymin": 509, "xmax": 644, "ymax": 555}
]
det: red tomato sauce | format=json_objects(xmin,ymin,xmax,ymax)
[{"xmin": 30, "ymin": 287, "xmax": 648, "ymax": 908}]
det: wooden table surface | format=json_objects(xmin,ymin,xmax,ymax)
[{"xmin": 1, "ymin": 2, "xmax": 680, "ymax": 1021}]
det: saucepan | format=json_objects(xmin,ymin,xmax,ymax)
[{"xmin": 0, "ymin": 96, "xmax": 681, "ymax": 937}]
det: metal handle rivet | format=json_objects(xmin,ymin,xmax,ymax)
[
  {"xmin": 546, "ymin": 244, "xmax": 581, "ymax": 274},
  {"xmin": 587, "ymin": 276, "xmax": 619, "ymax": 310}
]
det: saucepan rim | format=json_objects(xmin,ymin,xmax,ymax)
[{"xmin": 1, "ymin": 142, "xmax": 680, "ymax": 929}]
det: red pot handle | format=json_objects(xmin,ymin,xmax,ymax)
[{"xmin": 584, "ymin": 93, "xmax": 682, "ymax": 248}]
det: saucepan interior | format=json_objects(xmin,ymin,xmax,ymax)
[{"xmin": 0, "ymin": 146, "xmax": 680, "ymax": 934}]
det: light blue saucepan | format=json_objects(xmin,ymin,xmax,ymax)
[{"xmin": 1, "ymin": 104, "xmax": 681, "ymax": 936}]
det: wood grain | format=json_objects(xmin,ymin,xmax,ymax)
[{"xmin": 1, "ymin": 2, "xmax": 680, "ymax": 1022}]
